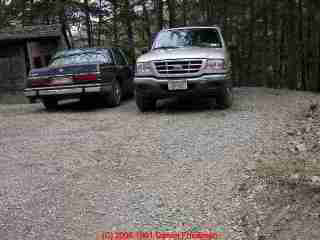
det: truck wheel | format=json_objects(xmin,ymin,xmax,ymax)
[
  {"xmin": 135, "ymin": 93, "xmax": 156, "ymax": 112},
  {"xmin": 106, "ymin": 79, "xmax": 122, "ymax": 107},
  {"xmin": 42, "ymin": 98, "xmax": 58, "ymax": 110},
  {"xmin": 216, "ymin": 87, "xmax": 233, "ymax": 109}
]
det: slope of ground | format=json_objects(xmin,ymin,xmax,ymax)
[{"xmin": 0, "ymin": 87, "xmax": 319, "ymax": 240}]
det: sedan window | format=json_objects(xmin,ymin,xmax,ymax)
[
  {"xmin": 112, "ymin": 49, "xmax": 127, "ymax": 65},
  {"xmin": 50, "ymin": 53, "xmax": 112, "ymax": 67}
]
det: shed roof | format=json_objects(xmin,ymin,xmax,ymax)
[{"xmin": 0, "ymin": 24, "xmax": 62, "ymax": 42}]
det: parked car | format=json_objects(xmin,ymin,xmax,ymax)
[
  {"xmin": 24, "ymin": 47, "xmax": 133, "ymax": 110},
  {"xmin": 134, "ymin": 26, "xmax": 233, "ymax": 112}
]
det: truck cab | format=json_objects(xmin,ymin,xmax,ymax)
[{"xmin": 134, "ymin": 26, "xmax": 233, "ymax": 112}]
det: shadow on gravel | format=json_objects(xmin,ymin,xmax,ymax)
[
  {"xmin": 33, "ymin": 96, "xmax": 230, "ymax": 114},
  {"xmin": 157, "ymin": 97, "xmax": 220, "ymax": 113},
  {"xmin": 34, "ymin": 97, "xmax": 134, "ymax": 113}
]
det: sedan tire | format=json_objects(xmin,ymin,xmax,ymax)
[
  {"xmin": 105, "ymin": 79, "xmax": 122, "ymax": 107},
  {"xmin": 42, "ymin": 98, "xmax": 58, "ymax": 110}
]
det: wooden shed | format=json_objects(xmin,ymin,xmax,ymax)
[{"xmin": 0, "ymin": 24, "xmax": 71, "ymax": 92}]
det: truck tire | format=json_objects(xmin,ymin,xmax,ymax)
[
  {"xmin": 106, "ymin": 79, "xmax": 122, "ymax": 107},
  {"xmin": 216, "ymin": 87, "xmax": 233, "ymax": 109},
  {"xmin": 42, "ymin": 98, "xmax": 58, "ymax": 110},
  {"xmin": 135, "ymin": 92, "xmax": 156, "ymax": 112}
]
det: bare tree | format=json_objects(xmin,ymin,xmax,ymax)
[
  {"xmin": 167, "ymin": 0, "xmax": 176, "ymax": 28},
  {"xmin": 124, "ymin": 0, "xmax": 135, "ymax": 63},
  {"xmin": 287, "ymin": 0, "xmax": 298, "ymax": 89},
  {"xmin": 142, "ymin": 1, "xmax": 152, "ymax": 48},
  {"xmin": 154, "ymin": 0, "xmax": 163, "ymax": 32},
  {"xmin": 110, "ymin": 0, "xmax": 119, "ymax": 45},
  {"xmin": 83, "ymin": 0, "xmax": 92, "ymax": 47}
]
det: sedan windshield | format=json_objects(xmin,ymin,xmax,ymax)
[
  {"xmin": 152, "ymin": 28, "xmax": 222, "ymax": 50},
  {"xmin": 50, "ymin": 53, "xmax": 110, "ymax": 67}
]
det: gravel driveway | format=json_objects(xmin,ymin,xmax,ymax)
[{"xmin": 0, "ymin": 87, "xmax": 319, "ymax": 240}]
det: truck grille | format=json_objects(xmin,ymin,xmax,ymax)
[{"xmin": 153, "ymin": 59, "xmax": 204, "ymax": 75}]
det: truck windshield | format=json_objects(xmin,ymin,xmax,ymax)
[{"xmin": 152, "ymin": 28, "xmax": 222, "ymax": 50}]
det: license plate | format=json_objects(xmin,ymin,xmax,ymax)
[
  {"xmin": 51, "ymin": 77, "xmax": 72, "ymax": 85},
  {"xmin": 168, "ymin": 80, "xmax": 188, "ymax": 90}
]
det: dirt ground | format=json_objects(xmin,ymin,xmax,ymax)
[{"xmin": 0, "ymin": 87, "xmax": 319, "ymax": 240}]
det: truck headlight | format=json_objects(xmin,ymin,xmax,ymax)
[
  {"xmin": 135, "ymin": 62, "xmax": 154, "ymax": 75},
  {"xmin": 204, "ymin": 59, "xmax": 226, "ymax": 73}
]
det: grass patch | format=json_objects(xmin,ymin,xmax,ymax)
[
  {"xmin": 256, "ymin": 101, "xmax": 320, "ymax": 184},
  {"xmin": 256, "ymin": 157, "xmax": 320, "ymax": 179}
]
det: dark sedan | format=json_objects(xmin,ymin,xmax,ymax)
[{"xmin": 24, "ymin": 47, "xmax": 133, "ymax": 110}]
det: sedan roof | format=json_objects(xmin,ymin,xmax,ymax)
[{"xmin": 52, "ymin": 48, "xmax": 111, "ymax": 60}]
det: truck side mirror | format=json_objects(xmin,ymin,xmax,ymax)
[
  {"xmin": 227, "ymin": 40, "xmax": 237, "ymax": 49},
  {"xmin": 141, "ymin": 47, "xmax": 149, "ymax": 54}
]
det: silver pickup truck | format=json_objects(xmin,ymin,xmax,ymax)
[{"xmin": 134, "ymin": 26, "xmax": 233, "ymax": 112}]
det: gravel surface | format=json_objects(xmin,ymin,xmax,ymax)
[{"xmin": 0, "ymin": 87, "xmax": 319, "ymax": 240}]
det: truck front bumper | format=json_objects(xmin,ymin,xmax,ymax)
[
  {"xmin": 24, "ymin": 83, "xmax": 112, "ymax": 101},
  {"xmin": 134, "ymin": 73, "xmax": 232, "ymax": 98}
]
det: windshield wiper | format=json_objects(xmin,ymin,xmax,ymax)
[
  {"xmin": 153, "ymin": 46, "xmax": 180, "ymax": 50},
  {"xmin": 193, "ymin": 43, "xmax": 222, "ymax": 48}
]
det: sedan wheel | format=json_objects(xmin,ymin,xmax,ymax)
[
  {"xmin": 42, "ymin": 98, "xmax": 58, "ymax": 110},
  {"xmin": 106, "ymin": 79, "xmax": 122, "ymax": 107}
]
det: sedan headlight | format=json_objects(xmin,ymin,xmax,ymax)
[
  {"xmin": 135, "ymin": 62, "xmax": 154, "ymax": 75},
  {"xmin": 204, "ymin": 59, "xmax": 226, "ymax": 73}
]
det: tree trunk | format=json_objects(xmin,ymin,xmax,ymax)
[
  {"xmin": 143, "ymin": 1, "xmax": 152, "ymax": 48},
  {"xmin": 247, "ymin": 0, "xmax": 255, "ymax": 85},
  {"xmin": 182, "ymin": 0, "xmax": 187, "ymax": 26},
  {"xmin": 287, "ymin": 0, "xmax": 298, "ymax": 90},
  {"xmin": 306, "ymin": 6, "xmax": 312, "ymax": 90},
  {"xmin": 262, "ymin": 0, "xmax": 269, "ymax": 87},
  {"xmin": 29, "ymin": 0, "xmax": 34, "ymax": 25},
  {"xmin": 237, "ymin": 18, "xmax": 245, "ymax": 86},
  {"xmin": 97, "ymin": 0, "xmax": 102, "ymax": 46},
  {"xmin": 271, "ymin": 0, "xmax": 279, "ymax": 88},
  {"xmin": 167, "ymin": 0, "xmax": 176, "ymax": 28},
  {"xmin": 84, "ymin": 0, "xmax": 92, "ymax": 47},
  {"xmin": 298, "ymin": 0, "xmax": 306, "ymax": 90},
  {"xmin": 222, "ymin": 0, "xmax": 228, "ymax": 41},
  {"xmin": 206, "ymin": 0, "xmax": 214, "ymax": 25},
  {"xmin": 307, "ymin": 1, "xmax": 319, "ymax": 91},
  {"xmin": 111, "ymin": 0, "xmax": 118, "ymax": 45},
  {"xmin": 58, "ymin": 0, "xmax": 72, "ymax": 48},
  {"xmin": 124, "ymin": 0, "xmax": 135, "ymax": 64},
  {"xmin": 318, "ymin": 26, "xmax": 320, "ymax": 91},
  {"xmin": 279, "ymin": 2, "xmax": 287, "ymax": 88},
  {"xmin": 154, "ymin": 0, "xmax": 163, "ymax": 32}
]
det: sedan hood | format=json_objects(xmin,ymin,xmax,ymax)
[{"xmin": 137, "ymin": 47, "xmax": 226, "ymax": 62}]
